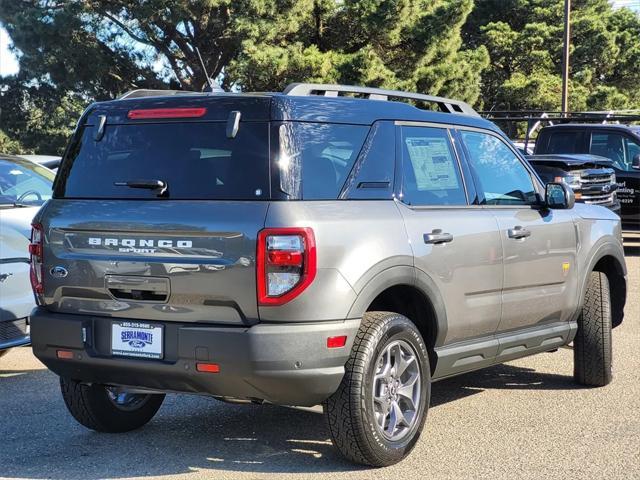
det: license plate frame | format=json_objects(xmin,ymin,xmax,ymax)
[{"xmin": 111, "ymin": 321, "xmax": 164, "ymax": 360}]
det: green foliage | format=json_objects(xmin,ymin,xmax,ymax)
[
  {"xmin": 229, "ymin": 0, "xmax": 489, "ymax": 103},
  {"xmin": 0, "ymin": 0, "xmax": 487, "ymax": 154},
  {"xmin": 0, "ymin": 77, "xmax": 85, "ymax": 155},
  {"xmin": 0, "ymin": 129, "xmax": 24, "ymax": 155},
  {"xmin": 464, "ymin": 0, "xmax": 640, "ymax": 111},
  {"xmin": 1, "ymin": 0, "xmax": 639, "ymax": 154}
]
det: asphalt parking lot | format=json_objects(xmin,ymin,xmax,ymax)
[{"xmin": 1, "ymin": 247, "xmax": 638, "ymax": 480}]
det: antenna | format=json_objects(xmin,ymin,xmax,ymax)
[{"xmin": 194, "ymin": 47, "xmax": 220, "ymax": 92}]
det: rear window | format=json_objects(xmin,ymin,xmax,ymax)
[
  {"xmin": 543, "ymin": 131, "xmax": 584, "ymax": 154},
  {"xmin": 56, "ymin": 122, "xmax": 269, "ymax": 200}
]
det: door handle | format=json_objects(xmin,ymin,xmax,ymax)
[
  {"xmin": 508, "ymin": 226, "xmax": 531, "ymax": 239},
  {"xmin": 424, "ymin": 229, "xmax": 454, "ymax": 245}
]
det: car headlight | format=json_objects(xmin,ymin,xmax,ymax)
[{"xmin": 555, "ymin": 174, "xmax": 581, "ymax": 189}]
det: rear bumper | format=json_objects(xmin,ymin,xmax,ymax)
[{"xmin": 30, "ymin": 308, "xmax": 359, "ymax": 406}]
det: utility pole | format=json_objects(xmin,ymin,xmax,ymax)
[{"xmin": 561, "ymin": 0, "xmax": 571, "ymax": 116}]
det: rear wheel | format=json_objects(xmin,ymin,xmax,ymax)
[
  {"xmin": 60, "ymin": 377, "xmax": 165, "ymax": 432},
  {"xmin": 574, "ymin": 271, "xmax": 613, "ymax": 387},
  {"xmin": 324, "ymin": 311, "xmax": 430, "ymax": 467}
]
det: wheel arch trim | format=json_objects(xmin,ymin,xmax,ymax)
[
  {"xmin": 346, "ymin": 265, "xmax": 448, "ymax": 347},
  {"xmin": 579, "ymin": 241, "xmax": 627, "ymax": 327}
]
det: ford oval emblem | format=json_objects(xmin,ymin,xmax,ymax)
[
  {"xmin": 128, "ymin": 339, "xmax": 146, "ymax": 349},
  {"xmin": 50, "ymin": 266, "xmax": 68, "ymax": 278}
]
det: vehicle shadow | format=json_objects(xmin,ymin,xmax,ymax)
[
  {"xmin": 431, "ymin": 362, "xmax": 581, "ymax": 407},
  {"xmin": 0, "ymin": 362, "xmax": 582, "ymax": 479}
]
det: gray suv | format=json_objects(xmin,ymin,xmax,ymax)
[{"xmin": 30, "ymin": 84, "xmax": 627, "ymax": 467}]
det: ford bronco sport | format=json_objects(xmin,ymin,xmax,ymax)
[{"xmin": 30, "ymin": 84, "xmax": 627, "ymax": 467}]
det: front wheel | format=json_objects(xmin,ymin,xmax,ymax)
[
  {"xmin": 324, "ymin": 311, "xmax": 430, "ymax": 467},
  {"xmin": 60, "ymin": 377, "xmax": 165, "ymax": 432},
  {"xmin": 574, "ymin": 271, "xmax": 613, "ymax": 387}
]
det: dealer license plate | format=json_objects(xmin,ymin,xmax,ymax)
[{"xmin": 111, "ymin": 321, "xmax": 163, "ymax": 359}]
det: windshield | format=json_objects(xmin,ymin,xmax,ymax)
[
  {"xmin": 56, "ymin": 122, "xmax": 270, "ymax": 200},
  {"xmin": 0, "ymin": 157, "xmax": 54, "ymax": 207}
]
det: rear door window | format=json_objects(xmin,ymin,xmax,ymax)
[
  {"xmin": 590, "ymin": 132, "xmax": 640, "ymax": 171},
  {"xmin": 56, "ymin": 122, "xmax": 270, "ymax": 200},
  {"xmin": 399, "ymin": 126, "xmax": 467, "ymax": 206}
]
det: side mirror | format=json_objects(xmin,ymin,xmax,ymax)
[
  {"xmin": 545, "ymin": 182, "xmax": 575, "ymax": 209},
  {"xmin": 632, "ymin": 153, "xmax": 640, "ymax": 170}
]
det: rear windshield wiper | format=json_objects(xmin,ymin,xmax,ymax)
[{"xmin": 114, "ymin": 179, "xmax": 168, "ymax": 197}]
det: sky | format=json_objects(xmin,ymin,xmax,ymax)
[
  {"xmin": 1, "ymin": 1, "xmax": 639, "ymax": 79},
  {"xmin": 0, "ymin": 26, "xmax": 19, "ymax": 77},
  {"xmin": 612, "ymin": 0, "xmax": 640, "ymax": 12}
]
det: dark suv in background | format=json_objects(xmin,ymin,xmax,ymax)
[{"xmin": 534, "ymin": 124, "xmax": 640, "ymax": 230}]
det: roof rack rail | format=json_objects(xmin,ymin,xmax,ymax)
[
  {"xmin": 118, "ymin": 89, "xmax": 204, "ymax": 100},
  {"xmin": 283, "ymin": 83, "xmax": 479, "ymax": 117}
]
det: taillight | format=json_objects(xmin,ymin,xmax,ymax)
[
  {"xmin": 257, "ymin": 228, "xmax": 316, "ymax": 306},
  {"xmin": 29, "ymin": 223, "xmax": 44, "ymax": 303}
]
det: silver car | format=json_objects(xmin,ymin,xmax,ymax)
[{"xmin": 0, "ymin": 155, "xmax": 54, "ymax": 357}]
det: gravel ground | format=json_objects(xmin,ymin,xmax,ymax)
[{"xmin": 0, "ymin": 253, "xmax": 638, "ymax": 480}]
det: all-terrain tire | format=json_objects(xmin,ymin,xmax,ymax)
[
  {"xmin": 324, "ymin": 311, "xmax": 430, "ymax": 467},
  {"xmin": 574, "ymin": 271, "xmax": 613, "ymax": 387},
  {"xmin": 60, "ymin": 377, "xmax": 165, "ymax": 432}
]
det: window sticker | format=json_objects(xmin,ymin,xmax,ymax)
[{"xmin": 405, "ymin": 137, "xmax": 459, "ymax": 191}]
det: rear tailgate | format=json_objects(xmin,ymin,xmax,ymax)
[
  {"xmin": 40, "ymin": 200, "xmax": 267, "ymax": 325},
  {"xmin": 40, "ymin": 96, "xmax": 273, "ymax": 325}
]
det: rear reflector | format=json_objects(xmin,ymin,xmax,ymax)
[
  {"xmin": 327, "ymin": 336, "xmax": 347, "ymax": 348},
  {"xmin": 56, "ymin": 350, "xmax": 74, "ymax": 359},
  {"xmin": 127, "ymin": 107, "xmax": 207, "ymax": 120},
  {"xmin": 196, "ymin": 363, "xmax": 220, "ymax": 373}
]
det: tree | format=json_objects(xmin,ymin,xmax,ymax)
[
  {"xmin": 463, "ymin": 0, "xmax": 640, "ymax": 112},
  {"xmin": 0, "ymin": 0, "xmax": 311, "ymax": 153},
  {"xmin": 0, "ymin": 76, "xmax": 86, "ymax": 154},
  {"xmin": 229, "ymin": 0, "xmax": 489, "ymax": 103},
  {"xmin": 1, "ymin": 0, "xmax": 488, "ymax": 154}
]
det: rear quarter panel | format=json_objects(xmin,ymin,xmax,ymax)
[{"xmin": 260, "ymin": 200, "xmax": 412, "ymax": 322}]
